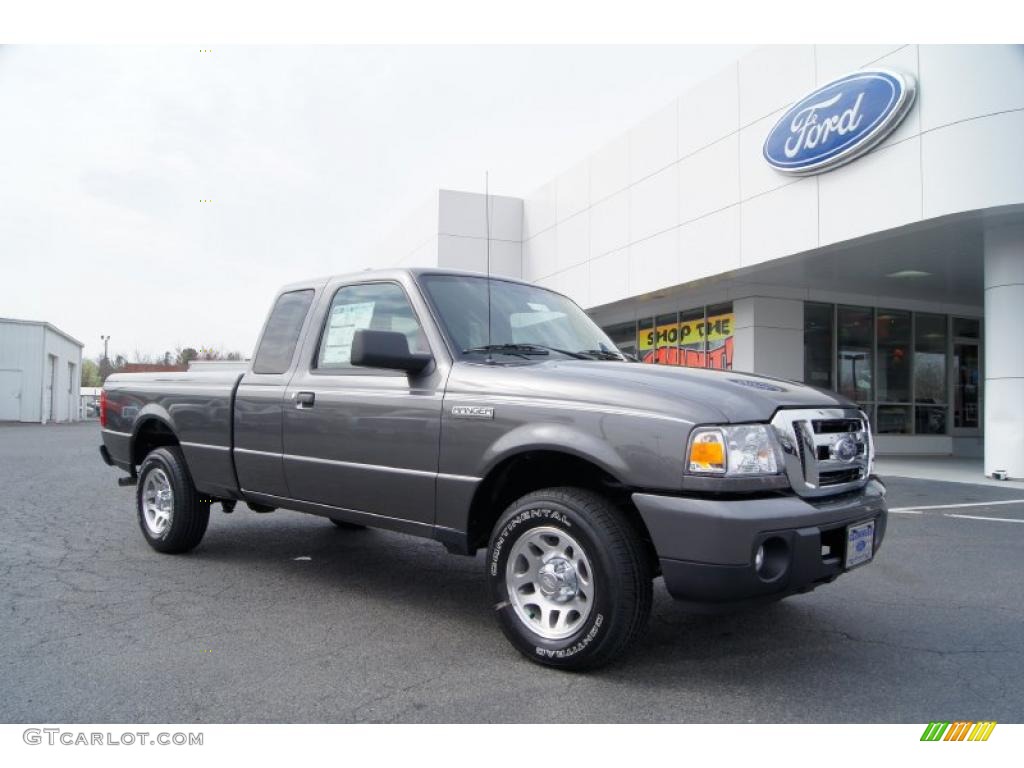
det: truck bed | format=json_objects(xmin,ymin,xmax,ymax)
[{"xmin": 101, "ymin": 370, "xmax": 244, "ymax": 498}]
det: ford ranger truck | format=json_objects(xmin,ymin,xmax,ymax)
[{"xmin": 99, "ymin": 268, "xmax": 887, "ymax": 670}]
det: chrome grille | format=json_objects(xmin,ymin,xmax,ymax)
[{"xmin": 770, "ymin": 408, "xmax": 873, "ymax": 498}]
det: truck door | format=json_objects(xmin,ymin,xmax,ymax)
[
  {"xmin": 234, "ymin": 287, "xmax": 318, "ymax": 498},
  {"xmin": 282, "ymin": 278, "xmax": 446, "ymax": 529}
]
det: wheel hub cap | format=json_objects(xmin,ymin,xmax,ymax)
[
  {"xmin": 537, "ymin": 557, "xmax": 578, "ymax": 602},
  {"xmin": 504, "ymin": 524, "xmax": 595, "ymax": 641},
  {"xmin": 142, "ymin": 468, "xmax": 174, "ymax": 536}
]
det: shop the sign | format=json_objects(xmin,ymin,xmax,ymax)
[
  {"xmin": 763, "ymin": 69, "xmax": 916, "ymax": 175},
  {"xmin": 638, "ymin": 313, "xmax": 734, "ymax": 369}
]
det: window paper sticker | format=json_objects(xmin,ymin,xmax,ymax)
[{"xmin": 321, "ymin": 301, "xmax": 375, "ymax": 364}]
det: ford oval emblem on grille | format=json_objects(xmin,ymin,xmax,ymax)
[{"xmin": 832, "ymin": 435, "xmax": 859, "ymax": 462}]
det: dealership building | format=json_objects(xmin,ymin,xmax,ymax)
[{"xmin": 373, "ymin": 45, "xmax": 1024, "ymax": 478}]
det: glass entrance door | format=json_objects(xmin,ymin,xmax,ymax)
[{"xmin": 952, "ymin": 317, "xmax": 981, "ymax": 433}]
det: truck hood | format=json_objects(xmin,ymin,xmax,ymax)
[{"xmin": 450, "ymin": 359, "xmax": 854, "ymax": 424}]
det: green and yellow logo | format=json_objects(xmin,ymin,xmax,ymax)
[{"xmin": 921, "ymin": 721, "xmax": 997, "ymax": 741}]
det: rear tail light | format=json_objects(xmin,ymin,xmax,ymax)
[{"xmin": 99, "ymin": 389, "xmax": 108, "ymax": 427}]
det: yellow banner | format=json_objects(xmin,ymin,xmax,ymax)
[{"xmin": 638, "ymin": 313, "xmax": 734, "ymax": 351}]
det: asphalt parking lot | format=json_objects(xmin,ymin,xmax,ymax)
[{"xmin": 2, "ymin": 422, "xmax": 1022, "ymax": 723}]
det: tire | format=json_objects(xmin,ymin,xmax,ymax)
[
  {"xmin": 136, "ymin": 446, "xmax": 210, "ymax": 554},
  {"xmin": 329, "ymin": 517, "xmax": 366, "ymax": 530},
  {"xmin": 487, "ymin": 487, "xmax": 653, "ymax": 671}
]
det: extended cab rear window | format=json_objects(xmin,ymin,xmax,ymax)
[{"xmin": 252, "ymin": 289, "xmax": 315, "ymax": 374}]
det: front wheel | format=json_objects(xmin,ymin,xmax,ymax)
[
  {"xmin": 487, "ymin": 487, "xmax": 652, "ymax": 671},
  {"xmin": 136, "ymin": 446, "xmax": 210, "ymax": 554}
]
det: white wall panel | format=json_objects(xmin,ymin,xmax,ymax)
[
  {"xmin": 41, "ymin": 329, "xmax": 82, "ymax": 422},
  {"xmin": 521, "ymin": 228, "xmax": 556, "ymax": 282},
  {"xmin": 556, "ymin": 262, "xmax": 591, "ymax": 308},
  {"xmin": 629, "ymin": 228, "xmax": 678, "ymax": 297},
  {"xmin": 437, "ymin": 235, "xmax": 521, "ymax": 279},
  {"xmin": 985, "ymin": 284, "xmax": 1024, "ymax": 380},
  {"xmin": 438, "ymin": 190, "xmax": 522, "ymax": 242},
  {"xmin": 679, "ymin": 205, "xmax": 741, "ymax": 283},
  {"xmin": 869, "ymin": 45, "xmax": 921, "ymax": 150},
  {"xmin": 738, "ymin": 45, "xmax": 815, "ymax": 126},
  {"xmin": 818, "ymin": 137, "xmax": 922, "ymax": 246},
  {"xmin": 679, "ymin": 133, "xmax": 739, "ymax": 224},
  {"xmin": 629, "ymin": 100, "xmax": 678, "ymax": 183},
  {"xmin": 752, "ymin": 327, "xmax": 804, "ymax": 380},
  {"xmin": 555, "ymin": 211, "xmax": 590, "ymax": 274},
  {"xmin": 555, "ymin": 159, "xmax": 590, "ymax": 222},
  {"xmin": 738, "ymin": 106, "xmax": 794, "ymax": 200},
  {"xmin": 590, "ymin": 248, "xmax": 630, "ymax": 307},
  {"xmin": 815, "ymin": 45, "xmax": 905, "ymax": 84},
  {"xmin": 589, "ymin": 131, "xmax": 630, "ymax": 204},
  {"xmin": 740, "ymin": 178, "xmax": 818, "ymax": 267},
  {"xmin": 0, "ymin": 322, "xmax": 44, "ymax": 422},
  {"xmin": 589, "ymin": 189, "xmax": 629, "ymax": 259},
  {"xmin": 678, "ymin": 64, "xmax": 740, "ymax": 158},
  {"xmin": 922, "ymin": 110, "xmax": 1024, "ymax": 219},
  {"xmin": 629, "ymin": 164, "xmax": 678, "ymax": 242},
  {"xmin": 919, "ymin": 44, "xmax": 1024, "ymax": 132},
  {"xmin": 523, "ymin": 180, "xmax": 557, "ymax": 240}
]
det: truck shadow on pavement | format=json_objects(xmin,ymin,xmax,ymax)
[{"xmin": 189, "ymin": 513, "xmax": 842, "ymax": 677}]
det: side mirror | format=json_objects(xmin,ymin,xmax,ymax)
[{"xmin": 351, "ymin": 329, "xmax": 432, "ymax": 374}]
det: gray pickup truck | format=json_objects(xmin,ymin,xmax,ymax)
[{"xmin": 100, "ymin": 268, "xmax": 887, "ymax": 669}]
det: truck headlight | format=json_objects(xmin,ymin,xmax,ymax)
[{"xmin": 687, "ymin": 424, "xmax": 781, "ymax": 476}]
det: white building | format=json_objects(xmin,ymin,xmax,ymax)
[
  {"xmin": 0, "ymin": 318, "xmax": 84, "ymax": 423},
  {"xmin": 373, "ymin": 45, "xmax": 1024, "ymax": 479}
]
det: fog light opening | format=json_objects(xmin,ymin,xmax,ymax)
[{"xmin": 754, "ymin": 536, "xmax": 789, "ymax": 582}]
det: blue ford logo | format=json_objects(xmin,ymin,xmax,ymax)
[
  {"xmin": 763, "ymin": 69, "xmax": 916, "ymax": 175},
  {"xmin": 856, "ymin": 540, "xmax": 867, "ymax": 553},
  {"xmin": 832, "ymin": 436, "xmax": 860, "ymax": 462}
]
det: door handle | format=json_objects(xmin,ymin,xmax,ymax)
[{"xmin": 295, "ymin": 391, "xmax": 315, "ymax": 409}]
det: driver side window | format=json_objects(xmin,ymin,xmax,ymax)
[{"xmin": 316, "ymin": 282, "xmax": 428, "ymax": 370}]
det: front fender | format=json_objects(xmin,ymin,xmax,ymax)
[{"xmin": 480, "ymin": 421, "xmax": 632, "ymax": 482}]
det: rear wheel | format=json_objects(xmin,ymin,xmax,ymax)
[
  {"xmin": 487, "ymin": 487, "xmax": 652, "ymax": 671},
  {"xmin": 136, "ymin": 446, "xmax": 210, "ymax": 554}
]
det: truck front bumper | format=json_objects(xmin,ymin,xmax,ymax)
[{"xmin": 632, "ymin": 477, "xmax": 887, "ymax": 612}]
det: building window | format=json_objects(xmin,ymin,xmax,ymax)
[
  {"xmin": 705, "ymin": 303, "xmax": 734, "ymax": 370},
  {"xmin": 802, "ymin": 302, "xmax": 980, "ymax": 436},
  {"xmin": 677, "ymin": 307, "xmax": 705, "ymax": 367},
  {"xmin": 637, "ymin": 317, "xmax": 654, "ymax": 362},
  {"xmin": 603, "ymin": 321, "xmax": 637, "ymax": 360},
  {"xmin": 653, "ymin": 312, "xmax": 679, "ymax": 364},
  {"xmin": 626, "ymin": 303, "xmax": 733, "ymax": 369},
  {"xmin": 803, "ymin": 302, "xmax": 833, "ymax": 390},
  {"xmin": 837, "ymin": 305, "xmax": 874, "ymax": 406},
  {"xmin": 875, "ymin": 309, "xmax": 912, "ymax": 434},
  {"xmin": 914, "ymin": 313, "xmax": 947, "ymax": 435},
  {"xmin": 953, "ymin": 317, "xmax": 981, "ymax": 430}
]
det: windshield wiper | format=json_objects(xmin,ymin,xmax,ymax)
[
  {"xmin": 576, "ymin": 348, "xmax": 627, "ymax": 361},
  {"xmin": 462, "ymin": 343, "xmax": 548, "ymax": 359},
  {"xmin": 462, "ymin": 343, "xmax": 589, "ymax": 360}
]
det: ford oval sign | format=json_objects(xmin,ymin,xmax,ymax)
[{"xmin": 763, "ymin": 69, "xmax": 916, "ymax": 176}]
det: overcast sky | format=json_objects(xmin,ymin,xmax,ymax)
[{"xmin": 0, "ymin": 45, "xmax": 749, "ymax": 360}]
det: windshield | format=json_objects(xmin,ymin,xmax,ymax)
[{"xmin": 420, "ymin": 275, "xmax": 624, "ymax": 361}]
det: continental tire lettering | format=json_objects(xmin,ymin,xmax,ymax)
[
  {"xmin": 490, "ymin": 507, "xmax": 571, "ymax": 576},
  {"xmin": 535, "ymin": 614, "xmax": 604, "ymax": 659}
]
